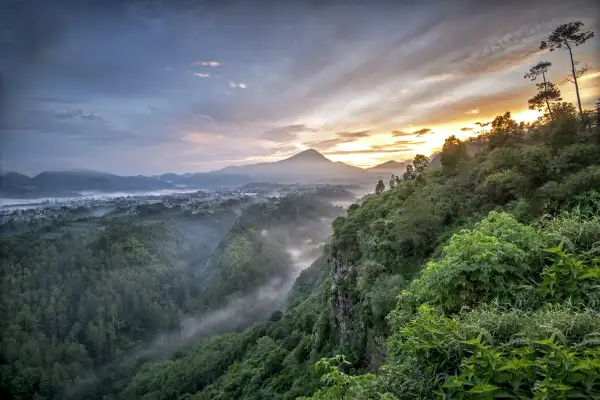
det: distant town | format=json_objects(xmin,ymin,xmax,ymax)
[{"xmin": 0, "ymin": 182, "xmax": 363, "ymax": 236}]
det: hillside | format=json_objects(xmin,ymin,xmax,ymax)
[{"xmin": 120, "ymin": 103, "xmax": 600, "ymax": 399}]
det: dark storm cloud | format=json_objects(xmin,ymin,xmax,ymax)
[{"xmin": 2, "ymin": 0, "xmax": 598, "ymax": 174}]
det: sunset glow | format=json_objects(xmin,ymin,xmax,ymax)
[{"xmin": 3, "ymin": 0, "xmax": 599, "ymax": 175}]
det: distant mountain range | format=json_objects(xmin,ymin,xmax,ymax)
[
  {"xmin": 366, "ymin": 160, "xmax": 407, "ymax": 175},
  {"xmin": 0, "ymin": 170, "xmax": 176, "ymax": 198},
  {"xmin": 0, "ymin": 149, "xmax": 413, "ymax": 198}
]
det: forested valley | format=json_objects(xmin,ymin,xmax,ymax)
[
  {"xmin": 2, "ymin": 21, "xmax": 600, "ymax": 400},
  {"xmin": 0, "ymin": 191, "xmax": 346, "ymax": 399}
]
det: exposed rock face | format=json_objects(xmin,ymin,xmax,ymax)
[{"xmin": 327, "ymin": 252, "xmax": 356, "ymax": 344}]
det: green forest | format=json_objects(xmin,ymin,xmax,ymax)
[
  {"xmin": 2, "ymin": 21, "xmax": 600, "ymax": 400},
  {"xmin": 0, "ymin": 194, "xmax": 342, "ymax": 399}
]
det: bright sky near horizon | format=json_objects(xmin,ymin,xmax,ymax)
[{"xmin": 1, "ymin": 0, "xmax": 599, "ymax": 175}]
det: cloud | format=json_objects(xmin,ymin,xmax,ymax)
[
  {"xmin": 197, "ymin": 61, "xmax": 221, "ymax": 67},
  {"xmin": 30, "ymin": 97, "xmax": 82, "ymax": 104},
  {"xmin": 54, "ymin": 109, "xmax": 106, "ymax": 122},
  {"xmin": 305, "ymin": 138, "xmax": 345, "ymax": 151},
  {"xmin": 336, "ymin": 130, "xmax": 370, "ymax": 139},
  {"xmin": 405, "ymin": 86, "xmax": 534, "ymax": 126},
  {"xmin": 413, "ymin": 128, "xmax": 433, "ymax": 136},
  {"xmin": 229, "ymin": 81, "xmax": 247, "ymax": 89},
  {"xmin": 303, "ymin": 130, "xmax": 370, "ymax": 151},
  {"xmin": 193, "ymin": 73, "xmax": 210, "ymax": 78},
  {"xmin": 392, "ymin": 128, "xmax": 432, "ymax": 137},
  {"xmin": 323, "ymin": 148, "xmax": 415, "ymax": 156},
  {"xmin": 260, "ymin": 124, "xmax": 315, "ymax": 142},
  {"xmin": 320, "ymin": 138, "xmax": 427, "ymax": 156},
  {"xmin": 3, "ymin": 0, "xmax": 598, "ymax": 175},
  {"xmin": 392, "ymin": 139, "xmax": 426, "ymax": 146},
  {"xmin": 460, "ymin": 127, "xmax": 474, "ymax": 131},
  {"xmin": 466, "ymin": 108, "xmax": 480, "ymax": 114}
]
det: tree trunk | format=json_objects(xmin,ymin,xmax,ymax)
[
  {"xmin": 567, "ymin": 43, "xmax": 583, "ymax": 117},
  {"xmin": 542, "ymin": 71, "xmax": 554, "ymax": 121}
]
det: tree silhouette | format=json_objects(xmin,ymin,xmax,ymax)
[
  {"xmin": 596, "ymin": 98, "xmax": 600, "ymax": 128},
  {"xmin": 375, "ymin": 179, "xmax": 385, "ymax": 194},
  {"xmin": 524, "ymin": 61, "xmax": 562, "ymax": 121},
  {"xmin": 541, "ymin": 21, "xmax": 594, "ymax": 117},
  {"xmin": 412, "ymin": 154, "xmax": 430, "ymax": 177},
  {"xmin": 489, "ymin": 112, "xmax": 521, "ymax": 149},
  {"xmin": 440, "ymin": 135, "xmax": 468, "ymax": 175},
  {"xmin": 402, "ymin": 164, "xmax": 415, "ymax": 181}
]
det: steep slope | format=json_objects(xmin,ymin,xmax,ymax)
[{"xmin": 120, "ymin": 106, "xmax": 600, "ymax": 400}]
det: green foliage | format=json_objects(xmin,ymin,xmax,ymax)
[
  {"xmin": 539, "ymin": 209, "xmax": 600, "ymax": 257},
  {"xmin": 298, "ymin": 356, "xmax": 397, "ymax": 400},
  {"xmin": 440, "ymin": 135, "xmax": 469, "ymax": 175},
  {"xmin": 125, "ymin": 326, "xmax": 269, "ymax": 399},
  {"xmin": 335, "ymin": 205, "xmax": 600, "ymax": 400},
  {"xmin": 487, "ymin": 112, "xmax": 524, "ymax": 149},
  {"xmin": 385, "ymin": 304, "xmax": 600, "ymax": 399},
  {"xmin": 443, "ymin": 307, "xmax": 600, "ymax": 399},
  {"xmin": 402, "ymin": 212, "xmax": 542, "ymax": 312},
  {"xmin": 0, "ymin": 194, "xmax": 339, "ymax": 399},
  {"xmin": 537, "ymin": 247, "xmax": 600, "ymax": 308},
  {"xmin": 0, "ymin": 219, "xmax": 184, "ymax": 398},
  {"xmin": 375, "ymin": 180, "xmax": 385, "ymax": 195}
]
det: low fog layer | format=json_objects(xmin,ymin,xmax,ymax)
[{"xmin": 66, "ymin": 203, "xmax": 333, "ymax": 398}]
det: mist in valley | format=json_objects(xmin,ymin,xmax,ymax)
[{"xmin": 61, "ymin": 195, "xmax": 337, "ymax": 399}]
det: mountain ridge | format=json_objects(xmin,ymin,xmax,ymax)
[
  {"xmin": 1, "ymin": 149, "xmax": 412, "ymax": 196},
  {"xmin": 366, "ymin": 160, "xmax": 407, "ymax": 175}
]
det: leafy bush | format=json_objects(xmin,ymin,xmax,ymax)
[
  {"xmin": 537, "ymin": 247, "xmax": 600, "ymax": 309},
  {"xmin": 386, "ymin": 305, "xmax": 600, "ymax": 399},
  {"xmin": 400, "ymin": 212, "xmax": 542, "ymax": 312}
]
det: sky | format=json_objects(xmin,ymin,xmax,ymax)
[{"xmin": 1, "ymin": 0, "xmax": 599, "ymax": 176}]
